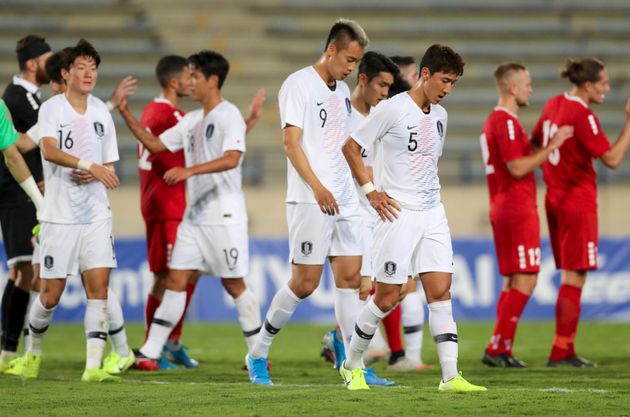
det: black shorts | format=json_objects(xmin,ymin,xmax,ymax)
[{"xmin": 0, "ymin": 205, "xmax": 37, "ymax": 266}]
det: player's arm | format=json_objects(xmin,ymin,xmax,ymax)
[
  {"xmin": 600, "ymin": 99, "xmax": 630, "ymax": 169},
  {"xmin": 15, "ymin": 133, "xmax": 38, "ymax": 153},
  {"xmin": 245, "ymin": 88, "xmax": 265, "ymax": 135},
  {"xmin": 507, "ymin": 125, "xmax": 573, "ymax": 178},
  {"xmin": 106, "ymin": 76, "xmax": 137, "ymax": 111},
  {"xmin": 2, "ymin": 144, "xmax": 44, "ymax": 210},
  {"xmin": 118, "ymin": 98, "xmax": 167, "ymax": 153},
  {"xmin": 163, "ymin": 150, "xmax": 241, "ymax": 185},
  {"xmin": 342, "ymin": 137, "xmax": 399, "ymax": 222},
  {"xmin": 40, "ymin": 137, "xmax": 119, "ymax": 189},
  {"xmin": 284, "ymin": 124, "xmax": 338, "ymax": 215}
]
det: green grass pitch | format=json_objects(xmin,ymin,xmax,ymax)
[{"xmin": 1, "ymin": 322, "xmax": 629, "ymax": 416}]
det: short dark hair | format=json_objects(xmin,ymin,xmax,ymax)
[
  {"xmin": 389, "ymin": 55, "xmax": 415, "ymax": 68},
  {"xmin": 188, "ymin": 50, "xmax": 229, "ymax": 89},
  {"xmin": 45, "ymin": 47, "xmax": 72, "ymax": 84},
  {"xmin": 494, "ymin": 62, "xmax": 527, "ymax": 84},
  {"xmin": 358, "ymin": 51, "xmax": 399, "ymax": 82},
  {"xmin": 67, "ymin": 39, "xmax": 101, "ymax": 68},
  {"xmin": 324, "ymin": 18, "xmax": 369, "ymax": 52},
  {"xmin": 156, "ymin": 55, "xmax": 189, "ymax": 88},
  {"xmin": 561, "ymin": 58, "xmax": 605, "ymax": 86},
  {"xmin": 388, "ymin": 74, "xmax": 412, "ymax": 98},
  {"xmin": 16, "ymin": 34, "xmax": 51, "ymax": 70},
  {"xmin": 419, "ymin": 44, "xmax": 464, "ymax": 76}
]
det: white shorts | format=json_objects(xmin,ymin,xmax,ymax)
[
  {"xmin": 32, "ymin": 242, "xmax": 41, "ymax": 265},
  {"xmin": 287, "ymin": 202, "xmax": 362, "ymax": 265},
  {"xmin": 372, "ymin": 203, "xmax": 454, "ymax": 285},
  {"xmin": 39, "ymin": 219, "xmax": 117, "ymax": 279},
  {"xmin": 360, "ymin": 209, "xmax": 377, "ymax": 277},
  {"xmin": 169, "ymin": 221, "xmax": 249, "ymax": 278}
]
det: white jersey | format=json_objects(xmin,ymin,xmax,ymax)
[
  {"xmin": 37, "ymin": 94, "xmax": 119, "ymax": 224},
  {"xmin": 348, "ymin": 106, "xmax": 375, "ymax": 219},
  {"xmin": 351, "ymin": 92, "xmax": 447, "ymax": 211},
  {"xmin": 160, "ymin": 100, "xmax": 247, "ymax": 226},
  {"xmin": 279, "ymin": 66, "xmax": 357, "ymax": 205}
]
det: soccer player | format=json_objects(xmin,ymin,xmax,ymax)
[
  {"xmin": 0, "ymin": 35, "xmax": 51, "ymax": 368},
  {"xmin": 480, "ymin": 63, "xmax": 572, "ymax": 368},
  {"xmin": 390, "ymin": 55, "xmax": 419, "ymax": 86},
  {"xmin": 19, "ymin": 39, "xmax": 122, "ymax": 382},
  {"xmin": 139, "ymin": 55, "xmax": 265, "ymax": 369},
  {"xmin": 531, "ymin": 58, "xmax": 630, "ymax": 367},
  {"xmin": 340, "ymin": 44, "xmax": 486, "ymax": 392},
  {"xmin": 119, "ymin": 50, "xmax": 263, "ymax": 371}
]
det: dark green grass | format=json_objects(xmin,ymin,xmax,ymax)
[{"xmin": 1, "ymin": 322, "xmax": 629, "ymax": 416}]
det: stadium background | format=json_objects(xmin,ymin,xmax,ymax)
[{"xmin": 1, "ymin": 0, "xmax": 629, "ymax": 323}]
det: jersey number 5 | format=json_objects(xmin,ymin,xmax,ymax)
[
  {"xmin": 479, "ymin": 133, "xmax": 495, "ymax": 174},
  {"xmin": 542, "ymin": 120, "xmax": 560, "ymax": 166}
]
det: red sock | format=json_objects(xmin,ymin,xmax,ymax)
[
  {"xmin": 502, "ymin": 289, "xmax": 529, "ymax": 355},
  {"xmin": 486, "ymin": 290, "xmax": 509, "ymax": 355},
  {"xmin": 145, "ymin": 293, "xmax": 161, "ymax": 341},
  {"xmin": 169, "ymin": 282, "xmax": 196, "ymax": 341},
  {"xmin": 550, "ymin": 284, "xmax": 582, "ymax": 361},
  {"xmin": 496, "ymin": 290, "xmax": 508, "ymax": 318},
  {"xmin": 382, "ymin": 304, "xmax": 403, "ymax": 353}
]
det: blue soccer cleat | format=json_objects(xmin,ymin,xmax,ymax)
[
  {"xmin": 246, "ymin": 354, "xmax": 272, "ymax": 386},
  {"xmin": 363, "ymin": 367, "xmax": 395, "ymax": 386},
  {"xmin": 332, "ymin": 328, "xmax": 346, "ymax": 370},
  {"xmin": 157, "ymin": 356, "xmax": 179, "ymax": 370},
  {"xmin": 163, "ymin": 344, "xmax": 198, "ymax": 368}
]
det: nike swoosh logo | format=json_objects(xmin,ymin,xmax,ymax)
[
  {"xmin": 316, "ymin": 102, "xmax": 324, "ymax": 106},
  {"xmin": 60, "ymin": 123, "xmax": 70, "ymax": 128},
  {"xmin": 407, "ymin": 125, "xmax": 417, "ymax": 130}
]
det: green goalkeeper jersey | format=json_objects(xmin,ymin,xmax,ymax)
[{"xmin": 0, "ymin": 98, "xmax": 19, "ymax": 151}]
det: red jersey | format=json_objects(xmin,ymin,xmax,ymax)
[
  {"xmin": 481, "ymin": 107, "xmax": 537, "ymax": 218},
  {"xmin": 139, "ymin": 97, "xmax": 186, "ymax": 221},
  {"xmin": 531, "ymin": 93, "xmax": 611, "ymax": 211}
]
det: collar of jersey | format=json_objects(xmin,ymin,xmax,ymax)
[
  {"xmin": 494, "ymin": 106, "xmax": 519, "ymax": 119},
  {"xmin": 12, "ymin": 75, "xmax": 40, "ymax": 96},
  {"xmin": 154, "ymin": 95, "xmax": 175, "ymax": 107},
  {"xmin": 563, "ymin": 92, "xmax": 588, "ymax": 109}
]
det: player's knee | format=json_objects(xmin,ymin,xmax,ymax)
[
  {"xmin": 375, "ymin": 297, "xmax": 397, "ymax": 313},
  {"xmin": 165, "ymin": 272, "xmax": 190, "ymax": 291},
  {"xmin": 426, "ymin": 288, "xmax": 451, "ymax": 303},
  {"xmin": 359, "ymin": 289, "xmax": 370, "ymax": 301},
  {"xmin": 221, "ymin": 278, "xmax": 246, "ymax": 298},
  {"xmin": 40, "ymin": 292, "xmax": 61, "ymax": 309}
]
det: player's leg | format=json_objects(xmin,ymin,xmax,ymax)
[
  {"xmin": 221, "ymin": 278, "xmax": 262, "ymax": 355},
  {"xmin": 101, "ymin": 287, "xmax": 134, "ymax": 374},
  {"xmin": 143, "ymin": 220, "xmax": 168, "ymax": 339}
]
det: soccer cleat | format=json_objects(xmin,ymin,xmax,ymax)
[
  {"xmin": 386, "ymin": 356, "xmax": 433, "ymax": 372},
  {"xmin": 332, "ymin": 328, "xmax": 346, "ymax": 370},
  {"xmin": 320, "ymin": 329, "xmax": 336, "ymax": 364},
  {"xmin": 163, "ymin": 344, "xmax": 198, "ymax": 368},
  {"xmin": 132, "ymin": 349, "xmax": 158, "ymax": 372},
  {"xmin": 0, "ymin": 357, "xmax": 11, "ymax": 373},
  {"xmin": 81, "ymin": 367, "xmax": 121, "ymax": 383},
  {"xmin": 103, "ymin": 350, "xmax": 135, "ymax": 374},
  {"xmin": 438, "ymin": 372, "xmax": 487, "ymax": 392},
  {"xmin": 3, "ymin": 356, "xmax": 26, "ymax": 376},
  {"xmin": 158, "ymin": 356, "xmax": 179, "ymax": 370},
  {"xmin": 505, "ymin": 355, "xmax": 527, "ymax": 368},
  {"xmin": 19, "ymin": 352, "xmax": 41, "ymax": 380},
  {"xmin": 481, "ymin": 351, "xmax": 526, "ymax": 368},
  {"xmin": 363, "ymin": 367, "xmax": 395, "ymax": 386},
  {"xmin": 339, "ymin": 361, "xmax": 369, "ymax": 391},
  {"xmin": 547, "ymin": 355, "xmax": 597, "ymax": 368},
  {"xmin": 246, "ymin": 354, "xmax": 272, "ymax": 385}
]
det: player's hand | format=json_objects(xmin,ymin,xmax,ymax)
[
  {"xmin": 89, "ymin": 164, "xmax": 120, "ymax": 190},
  {"xmin": 37, "ymin": 180, "xmax": 45, "ymax": 194},
  {"xmin": 624, "ymin": 98, "xmax": 630, "ymax": 118},
  {"xmin": 247, "ymin": 88, "xmax": 266, "ymax": 124},
  {"xmin": 109, "ymin": 76, "xmax": 137, "ymax": 109},
  {"xmin": 368, "ymin": 191, "xmax": 400, "ymax": 222},
  {"xmin": 163, "ymin": 167, "xmax": 192, "ymax": 185},
  {"xmin": 313, "ymin": 185, "xmax": 339, "ymax": 216},
  {"xmin": 70, "ymin": 169, "xmax": 96, "ymax": 185},
  {"xmin": 118, "ymin": 97, "xmax": 129, "ymax": 113},
  {"xmin": 549, "ymin": 125, "xmax": 574, "ymax": 150}
]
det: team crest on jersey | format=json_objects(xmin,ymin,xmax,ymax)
[
  {"xmin": 345, "ymin": 98, "xmax": 352, "ymax": 115},
  {"xmin": 436, "ymin": 120, "xmax": 444, "ymax": 139},
  {"xmin": 205, "ymin": 124, "xmax": 215, "ymax": 140},
  {"xmin": 44, "ymin": 256, "xmax": 54, "ymax": 270},
  {"xmin": 93, "ymin": 122, "xmax": 105, "ymax": 137},
  {"xmin": 384, "ymin": 261, "xmax": 397, "ymax": 276},
  {"xmin": 301, "ymin": 241, "xmax": 313, "ymax": 256}
]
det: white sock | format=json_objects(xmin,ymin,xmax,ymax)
[
  {"xmin": 233, "ymin": 288, "xmax": 262, "ymax": 354},
  {"xmin": 84, "ymin": 299, "xmax": 108, "ymax": 370},
  {"xmin": 23, "ymin": 291, "xmax": 39, "ymax": 352},
  {"xmin": 429, "ymin": 300, "xmax": 458, "ymax": 382},
  {"xmin": 140, "ymin": 289, "xmax": 186, "ymax": 359},
  {"xmin": 28, "ymin": 296, "xmax": 55, "ymax": 355},
  {"xmin": 251, "ymin": 284, "xmax": 301, "ymax": 359},
  {"xmin": 346, "ymin": 299, "xmax": 386, "ymax": 370},
  {"xmin": 0, "ymin": 351, "xmax": 16, "ymax": 361},
  {"xmin": 333, "ymin": 287, "xmax": 362, "ymax": 355},
  {"xmin": 107, "ymin": 289, "xmax": 129, "ymax": 356},
  {"xmin": 402, "ymin": 291, "xmax": 424, "ymax": 364}
]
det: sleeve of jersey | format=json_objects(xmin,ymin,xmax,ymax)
[
  {"xmin": 574, "ymin": 110, "xmax": 611, "ymax": 158},
  {"xmin": 530, "ymin": 113, "xmax": 544, "ymax": 148},
  {"xmin": 102, "ymin": 112, "xmax": 120, "ymax": 164},
  {"xmin": 159, "ymin": 118, "xmax": 185, "ymax": 152},
  {"xmin": 495, "ymin": 117, "xmax": 526, "ymax": 163},
  {"xmin": 350, "ymin": 102, "xmax": 393, "ymax": 152},
  {"xmin": 26, "ymin": 123, "xmax": 38, "ymax": 145},
  {"xmin": 278, "ymin": 76, "xmax": 306, "ymax": 129},
  {"xmin": 36, "ymin": 100, "xmax": 58, "ymax": 144},
  {"xmin": 221, "ymin": 108, "xmax": 246, "ymax": 153},
  {"xmin": 0, "ymin": 100, "xmax": 19, "ymax": 151}
]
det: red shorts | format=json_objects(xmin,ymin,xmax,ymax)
[
  {"xmin": 491, "ymin": 211, "xmax": 541, "ymax": 276},
  {"xmin": 545, "ymin": 202, "xmax": 598, "ymax": 271},
  {"xmin": 145, "ymin": 220, "xmax": 181, "ymax": 273}
]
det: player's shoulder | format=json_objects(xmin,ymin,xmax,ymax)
[
  {"xmin": 40, "ymin": 93, "xmax": 64, "ymax": 111},
  {"xmin": 88, "ymin": 94, "xmax": 109, "ymax": 111},
  {"xmin": 337, "ymin": 79, "xmax": 351, "ymax": 95},
  {"xmin": 490, "ymin": 107, "xmax": 519, "ymax": 123},
  {"xmin": 431, "ymin": 103, "xmax": 448, "ymax": 118}
]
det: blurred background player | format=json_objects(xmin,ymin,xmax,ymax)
[
  {"xmin": 340, "ymin": 44, "xmax": 485, "ymax": 392},
  {"xmin": 480, "ymin": 62, "xmax": 571, "ymax": 368},
  {"xmin": 20, "ymin": 39, "xmax": 122, "ymax": 382},
  {"xmin": 119, "ymin": 50, "xmax": 263, "ymax": 372},
  {"xmin": 139, "ymin": 55, "xmax": 265, "ymax": 369},
  {"xmin": 532, "ymin": 58, "xmax": 630, "ymax": 367},
  {"xmin": 390, "ymin": 55, "xmax": 419, "ymax": 86}
]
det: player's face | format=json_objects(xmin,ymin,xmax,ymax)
[
  {"xmin": 399, "ymin": 63, "xmax": 419, "ymax": 85},
  {"xmin": 586, "ymin": 68, "xmax": 610, "ymax": 105},
  {"xmin": 327, "ymin": 41, "xmax": 364, "ymax": 81},
  {"xmin": 362, "ymin": 71, "xmax": 394, "ymax": 107},
  {"xmin": 34, "ymin": 52, "xmax": 52, "ymax": 85},
  {"xmin": 67, "ymin": 56, "xmax": 98, "ymax": 94},
  {"xmin": 422, "ymin": 68, "xmax": 459, "ymax": 104},
  {"xmin": 174, "ymin": 66, "xmax": 193, "ymax": 98},
  {"xmin": 513, "ymin": 70, "xmax": 532, "ymax": 108},
  {"xmin": 190, "ymin": 69, "xmax": 212, "ymax": 101}
]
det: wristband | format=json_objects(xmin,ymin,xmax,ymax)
[
  {"xmin": 77, "ymin": 159, "xmax": 93, "ymax": 172},
  {"xmin": 360, "ymin": 181, "xmax": 376, "ymax": 195},
  {"xmin": 18, "ymin": 176, "xmax": 44, "ymax": 211},
  {"xmin": 105, "ymin": 100, "xmax": 115, "ymax": 112}
]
